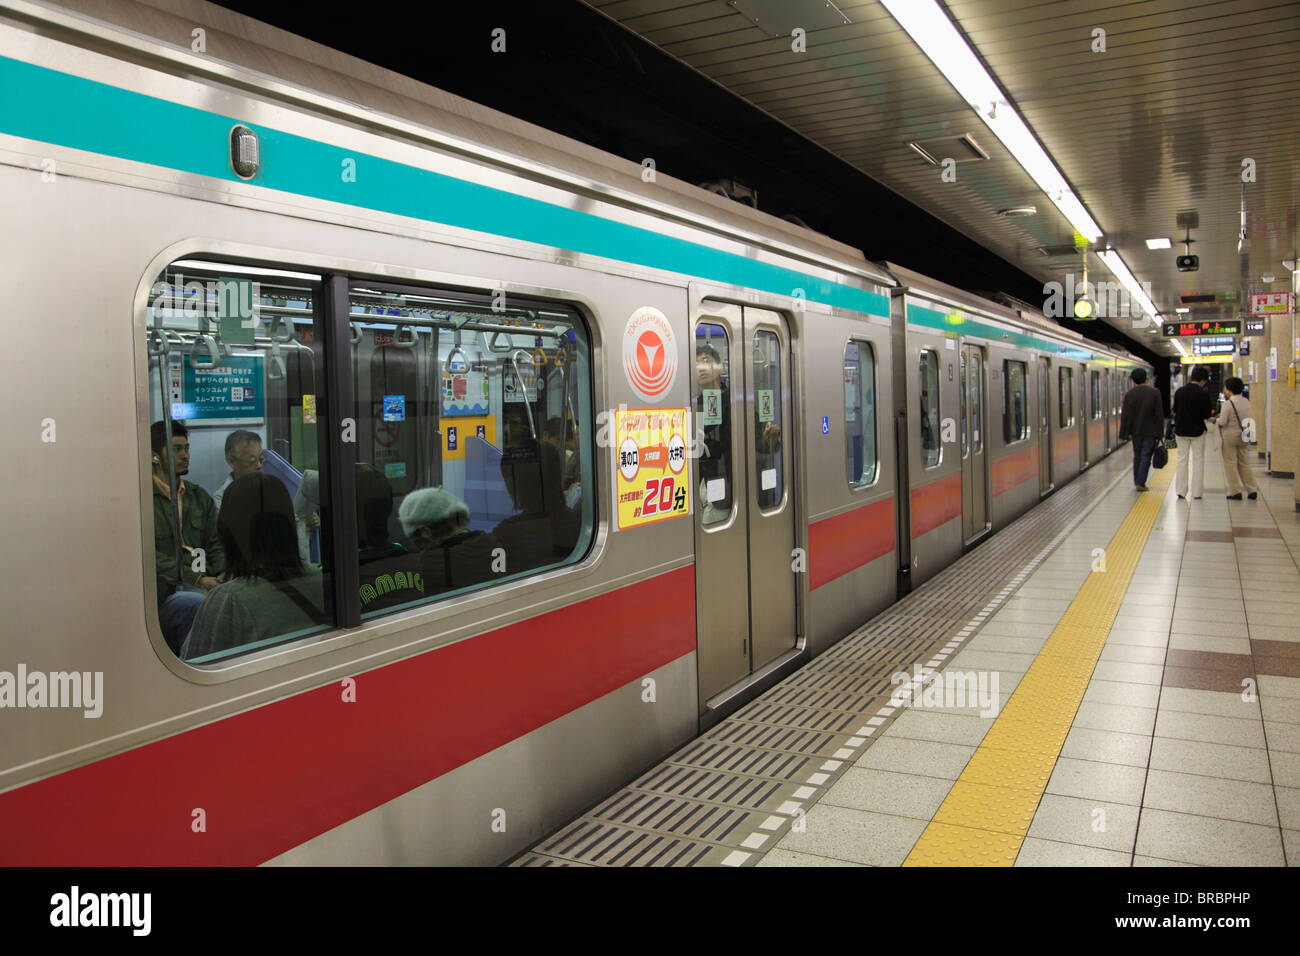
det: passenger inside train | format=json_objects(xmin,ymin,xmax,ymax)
[
  {"xmin": 355, "ymin": 464, "xmax": 419, "ymax": 614},
  {"xmin": 151, "ymin": 420, "xmax": 225, "ymax": 653},
  {"xmin": 181, "ymin": 473, "xmax": 329, "ymax": 661},
  {"xmin": 400, "ymin": 487, "xmax": 501, "ymax": 592},
  {"xmin": 146, "ymin": 259, "xmax": 594, "ymax": 661},
  {"xmin": 214, "ymin": 429, "xmax": 264, "ymax": 508}
]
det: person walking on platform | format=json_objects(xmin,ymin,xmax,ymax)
[
  {"xmin": 1118, "ymin": 368, "xmax": 1164, "ymax": 492},
  {"xmin": 1217, "ymin": 376, "xmax": 1259, "ymax": 500},
  {"xmin": 1172, "ymin": 365, "xmax": 1216, "ymax": 499}
]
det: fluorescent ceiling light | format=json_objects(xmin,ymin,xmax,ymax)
[
  {"xmin": 1145, "ymin": 238, "xmax": 1172, "ymax": 250},
  {"xmin": 170, "ymin": 259, "xmax": 320, "ymax": 281},
  {"xmin": 1173, "ymin": 339, "xmax": 1188, "ymax": 357},
  {"xmin": 878, "ymin": 0, "xmax": 1101, "ymax": 242},
  {"xmin": 1096, "ymin": 250, "xmax": 1158, "ymax": 318},
  {"xmin": 1175, "ymin": 307, "xmax": 1190, "ymax": 314}
]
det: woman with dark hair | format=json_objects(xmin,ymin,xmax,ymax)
[
  {"xmin": 1217, "ymin": 377, "xmax": 1259, "ymax": 500},
  {"xmin": 181, "ymin": 474, "xmax": 326, "ymax": 660}
]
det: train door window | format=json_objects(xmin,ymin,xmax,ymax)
[
  {"xmin": 959, "ymin": 351, "xmax": 968, "ymax": 458},
  {"xmin": 752, "ymin": 330, "xmax": 783, "ymax": 510},
  {"xmin": 1091, "ymin": 371, "xmax": 1102, "ymax": 420},
  {"xmin": 1004, "ymin": 360, "xmax": 1028, "ymax": 442},
  {"xmin": 145, "ymin": 259, "xmax": 334, "ymax": 662},
  {"xmin": 696, "ymin": 322, "xmax": 732, "ymax": 525},
  {"xmin": 348, "ymin": 283, "xmax": 593, "ymax": 618},
  {"xmin": 920, "ymin": 349, "xmax": 941, "ymax": 468},
  {"xmin": 969, "ymin": 351, "xmax": 983, "ymax": 454},
  {"xmin": 1058, "ymin": 367, "xmax": 1074, "ymax": 427},
  {"xmin": 844, "ymin": 341, "xmax": 878, "ymax": 487}
]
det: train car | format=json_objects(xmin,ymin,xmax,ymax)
[
  {"xmin": 0, "ymin": 0, "xmax": 1154, "ymax": 867},
  {"xmin": 882, "ymin": 265, "xmax": 1147, "ymax": 589}
]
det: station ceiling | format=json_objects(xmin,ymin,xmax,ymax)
[{"xmin": 583, "ymin": 0, "xmax": 1300, "ymax": 358}]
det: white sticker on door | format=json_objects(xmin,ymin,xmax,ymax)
[{"xmin": 761, "ymin": 468, "xmax": 776, "ymax": 490}]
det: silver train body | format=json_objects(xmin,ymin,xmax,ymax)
[{"xmin": 0, "ymin": 0, "xmax": 1150, "ymax": 865}]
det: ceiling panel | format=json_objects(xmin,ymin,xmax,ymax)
[{"xmin": 582, "ymin": 0, "xmax": 1300, "ymax": 356}]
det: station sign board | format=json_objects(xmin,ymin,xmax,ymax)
[
  {"xmin": 1191, "ymin": 336, "xmax": 1234, "ymax": 356},
  {"xmin": 1179, "ymin": 354, "xmax": 1232, "ymax": 365},
  {"xmin": 1161, "ymin": 319, "xmax": 1241, "ymax": 337},
  {"xmin": 1249, "ymin": 292, "xmax": 1291, "ymax": 316},
  {"xmin": 1244, "ymin": 318, "xmax": 1267, "ymax": 337}
]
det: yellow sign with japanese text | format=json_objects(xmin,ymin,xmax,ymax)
[{"xmin": 614, "ymin": 407, "xmax": 691, "ymax": 530}]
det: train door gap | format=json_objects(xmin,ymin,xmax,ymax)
[{"xmin": 693, "ymin": 302, "xmax": 797, "ymax": 716}]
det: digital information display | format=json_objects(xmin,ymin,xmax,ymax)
[{"xmin": 1161, "ymin": 319, "xmax": 1241, "ymax": 337}]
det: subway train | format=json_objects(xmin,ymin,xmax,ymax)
[{"xmin": 0, "ymin": 0, "xmax": 1151, "ymax": 865}]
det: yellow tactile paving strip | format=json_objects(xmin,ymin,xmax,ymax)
[{"xmin": 904, "ymin": 452, "xmax": 1174, "ymax": 866}]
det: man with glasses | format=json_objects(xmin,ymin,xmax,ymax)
[
  {"xmin": 213, "ymin": 429, "xmax": 264, "ymax": 509},
  {"xmin": 151, "ymin": 421, "xmax": 226, "ymax": 653}
]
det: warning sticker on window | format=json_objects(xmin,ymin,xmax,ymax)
[{"xmin": 612, "ymin": 407, "xmax": 691, "ymax": 530}]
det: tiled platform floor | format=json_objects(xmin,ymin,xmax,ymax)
[{"xmin": 761, "ymin": 449, "xmax": 1299, "ymax": 867}]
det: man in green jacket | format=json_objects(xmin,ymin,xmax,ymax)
[{"xmin": 152, "ymin": 421, "xmax": 226, "ymax": 652}]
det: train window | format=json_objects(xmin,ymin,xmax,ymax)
[
  {"xmin": 969, "ymin": 351, "xmax": 983, "ymax": 454},
  {"xmin": 145, "ymin": 260, "xmax": 335, "ymax": 662},
  {"xmin": 696, "ymin": 323, "xmax": 732, "ymax": 525},
  {"xmin": 1058, "ymin": 367, "xmax": 1074, "ymax": 428},
  {"xmin": 1091, "ymin": 371, "xmax": 1102, "ymax": 420},
  {"xmin": 349, "ymin": 283, "xmax": 593, "ymax": 617},
  {"xmin": 752, "ymin": 329, "xmax": 783, "ymax": 509},
  {"xmin": 959, "ymin": 352, "xmax": 968, "ymax": 458},
  {"xmin": 1003, "ymin": 360, "xmax": 1028, "ymax": 443},
  {"xmin": 844, "ymin": 341, "xmax": 878, "ymax": 487},
  {"xmin": 919, "ymin": 350, "xmax": 941, "ymax": 468}
]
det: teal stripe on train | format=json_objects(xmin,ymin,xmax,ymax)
[
  {"xmin": 0, "ymin": 55, "xmax": 889, "ymax": 317},
  {"xmin": 907, "ymin": 304, "xmax": 1107, "ymax": 362}
]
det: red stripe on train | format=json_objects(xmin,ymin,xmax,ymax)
[
  {"xmin": 0, "ymin": 566, "xmax": 696, "ymax": 865},
  {"xmin": 808, "ymin": 498, "xmax": 895, "ymax": 590},
  {"xmin": 1054, "ymin": 431, "xmax": 1080, "ymax": 459},
  {"xmin": 991, "ymin": 445, "xmax": 1038, "ymax": 497},
  {"xmin": 911, "ymin": 473, "xmax": 962, "ymax": 538}
]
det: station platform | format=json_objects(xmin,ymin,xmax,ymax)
[{"xmin": 515, "ymin": 445, "xmax": 1300, "ymax": 867}]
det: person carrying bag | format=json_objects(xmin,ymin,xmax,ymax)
[{"xmin": 1217, "ymin": 376, "xmax": 1258, "ymax": 500}]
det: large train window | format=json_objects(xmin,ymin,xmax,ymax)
[
  {"xmin": 348, "ymin": 282, "xmax": 593, "ymax": 618},
  {"xmin": 1090, "ymin": 371, "xmax": 1102, "ymax": 420},
  {"xmin": 145, "ymin": 260, "xmax": 335, "ymax": 662},
  {"xmin": 1003, "ymin": 360, "xmax": 1028, "ymax": 443},
  {"xmin": 919, "ymin": 350, "xmax": 941, "ymax": 468},
  {"xmin": 844, "ymin": 341, "xmax": 878, "ymax": 487},
  {"xmin": 1058, "ymin": 367, "xmax": 1075, "ymax": 427}
]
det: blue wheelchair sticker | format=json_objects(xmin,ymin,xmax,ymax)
[{"xmin": 382, "ymin": 395, "xmax": 406, "ymax": 422}]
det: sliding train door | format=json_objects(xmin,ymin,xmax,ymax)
[
  {"xmin": 693, "ymin": 302, "xmax": 797, "ymax": 710},
  {"xmin": 1038, "ymin": 357, "xmax": 1053, "ymax": 495},
  {"xmin": 960, "ymin": 343, "xmax": 989, "ymax": 543}
]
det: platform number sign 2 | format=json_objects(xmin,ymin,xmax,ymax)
[{"xmin": 613, "ymin": 407, "xmax": 692, "ymax": 530}]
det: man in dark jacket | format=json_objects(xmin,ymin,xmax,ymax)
[
  {"xmin": 151, "ymin": 421, "xmax": 225, "ymax": 652},
  {"xmin": 1118, "ymin": 368, "xmax": 1165, "ymax": 491},
  {"xmin": 1171, "ymin": 366, "xmax": 1216, "ymax": 499}
]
